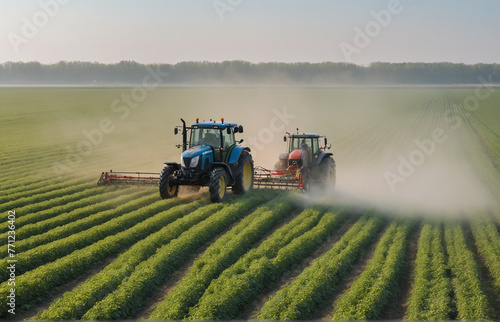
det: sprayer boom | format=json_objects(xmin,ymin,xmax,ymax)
[
  {"xmin": 97, "ymin": 170, "xmax": 160, "ymax": 186},
  {"xmin": 253, "ymin": 166, "xmax": 305, "ymax": 190}
]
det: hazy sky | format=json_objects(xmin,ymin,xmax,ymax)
[{"xmin": 1, "ymin": 0, "xmax": 499, "ymax": 65}]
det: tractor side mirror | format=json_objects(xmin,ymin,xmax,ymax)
[
  {"xmin": 174, "ymin": 128, "xmax": 178, "ymax": 135},
  {"xmin": 283, "ymin": 136, "xmax": 287, "ymax": 142},
  {"xmin": 324, "ymin": 138, "xmax": 327, "ymax": 145},
  {"xmin": 227, "ymin": 127, "xmax": 231, "ymax": 135},
  {"xmin": 238, "ymin": 139, "xmax": 244, "ymax": 144},
  {"xmin": 238, "ymin": 125, "xmax": 244, "ymax": 133}
]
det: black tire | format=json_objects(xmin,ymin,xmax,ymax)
[
  {"xmin": 232, "ymin": 150, "xmax": 254, "ymax": 194},
  {"xmin": 209, "ymin": 168, "xmax": 227, "ymax": 203},
  {"xmin": 319, "ymin": 157, "xmax": 336, "ymax": 189},
  {"xmin": 159, "ymin": 166, "xmax": 178, "ymax": 199}
]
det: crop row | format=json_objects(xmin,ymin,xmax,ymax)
[
  {"xmin": 36, "ymin": 202, "xmax": 225, "ymax": 320},
  {"xmin": 149, "ymin": 194, "xmax": 297, "ymax": 320},
  {"xmin": 0, "ymin": 181, "xmax": 95, "ymax": 213},
  {"xmin": 0, "ymin": 169, "xmax": 54, "ymax": 189},
  {"xmin": 0, "ymin": 186, "xmax": 140, "ymax": 241},
  {"xmin": 188, "ymin": 206, "xmax": 347, "ymax": 320},
  {"xmin": 405, "ymin": 222, "xmax": 451, "ymax": 320},
  {"xmin": 0, "ymin": 193, "xmax": 181, "ymax": 282},
  {"xmin": 0, "ymin": 177, "xmax": 89, "ymax": 205},
  {"xmin": 470, "ymin": 213, "xmax": 500, "ymax": 291},
  {"xmin": 331, "ymin": 218, "xmax": 413, "ymax": 320},
  {"xmin": 0, "ymin": 185, "xmax": 104, "ymax": 224},
  {"xmin": 0, "ymin": 176, "xmax": 70, "ymax": 201},
  {"xmin": 0, "ymin": 184, "xmax": 115, "ymax": 234},
  {"xmin": 0, "ymin": 198, "xmax": 209, "ymax": 318},
  {"xmin": 444, "ymin": 223, "xmax": 490, "ymax": 320},
  {"xmin": 81, "ymin": 190, "xmax": 276, "ymax": 320},
  {"xmin": 0, "ymin": 189, "xmax": 154, "ymax": 258},
  {"xmin": 0, "ymin": 144, "xmax": 68, "ymax": 169},
  {"xmin": 0, "ymin": 149, "xmax": 86, "ymax": 179},
  {"xmin": 257, "ymin": 213, "xmax": 385, "ymax": 320},
  {"xmin": 0, "ymin": 187, "xmax": 137, "ymax": 234}
]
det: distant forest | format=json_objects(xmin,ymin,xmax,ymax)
[{"xmin": 0, "ymin": 61, "xmax": 499, "ymax": 85}]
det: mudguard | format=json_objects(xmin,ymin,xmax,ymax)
[
  {"xmin": 228, "ymin": 146, "xmax": 251, "ymax": 164},
  {"xmin": 164, "ymin": 162, "xmax": 181, "ymax": 170},
  {"xmin": 212, "ymin": 162, "xmax": 234, "ymax": 182},
  {"xmin": 317, "ymin": 152, "xmax": 333, "ymax": 165}
]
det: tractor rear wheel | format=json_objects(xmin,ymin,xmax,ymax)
[
  {"xmin": 159, "ymin": 166, "xmax": 178, "ymax": 199},
  {"xmin": 319, "ymin": 157, "xmax": 336, "ymax": 190},
  {"xmin": 232, "ymin": 151, "xmax": 254, "ymax": 194},
  {"xmin": 209, "ymin": 168, "xmax": 227, "ymax": 202}
]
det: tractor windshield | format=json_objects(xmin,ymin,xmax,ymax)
[
  {"xmin": 290, "ymin": 137, "xmax": 320, "ymax": 154},
  {"xmin": 190, "ymin": 128, "xmax": 221, "ymax": 148}
]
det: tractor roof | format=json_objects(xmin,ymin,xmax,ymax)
[
  {"xmin": 192, "ymin": 121, "xmax": 238, "ymax": 129},
  {"xmin": 291, "ymin": 133, "xmax": 320, "ymax": 138}
]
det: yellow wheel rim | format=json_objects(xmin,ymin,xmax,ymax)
[
  {"xmin": 219, "ymin": 175, "xmax": 226, "ymax": 198},
  {"xmin": 167, "ymin": 174, "xmax": 177, "ymax": 195},
  {"xmin": 242, "ymin": 161, "xmax": 252, "ymax": 191}
]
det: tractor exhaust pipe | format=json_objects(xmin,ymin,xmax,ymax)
[{"xmin": 180, "ymin": 118, "xmax": 187, "ymax": 152}]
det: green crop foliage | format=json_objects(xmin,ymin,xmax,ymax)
[
  {"xmin": 82, "ymin": 190, "xmax": 274, "ymax": 320},
  {"xmin": 331, "ymin": 218, "xmax": 414, "ymax": 320},
  {"xmin": 445, "ymin": 223, "xmax": 491, "ymax": 320},
  {"xmin": 470, "ymin": 213, "xmax": 500, "ymax": 291},
  {"xmin": 149, "ymin": 194, "xmax": 297, "ymax": 320},
  {"xmin": 0, "ymin": 198, "xmax": 207, "ymax": 318},
  {"xmin": 1, "ymin": 187, "xmax": 141, "ymax": 257},
  {"xmin": 0, "ymin": 177, "xmax": 88, "ymax": 205},
  {"xmin": 189, "ymin": 206, "xmax": 347, "ymax": 320},
  {"xmin": 257, "ymin": 213, "xmax": 385, "ymax": 320},
  {"xmin": 405, "ymin": 222, "xmax": 451, "ymax": 320},
  {"xmin": 36, "ymin": 201, "xmax": 221, "ymax": 320},
  {"xmin": 0, "ymin": 188, "xmax": 149, "ymax": 251},
  {"xmin": 0, "ymin": 181, "xmax": 95, "ymax": 213},
  {"xmin": 0, "ymin": 192, "xmax": 174, "ymax": 282}
]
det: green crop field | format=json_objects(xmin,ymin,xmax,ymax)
[{"xmin": 1, "ymin": 86, "xmax": 499, "ymax": 320}]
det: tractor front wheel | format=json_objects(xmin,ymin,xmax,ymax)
[
  {"xmin": 209, "ymin": 168, "xmax": 227, "ymax": 202},
  {"xmin": 159, "ymin": 166, "xmax": 179, "ymax": 199},
  {"xmin": 232, "ymin": 151, "xmax": 254, "ymax": 194}
]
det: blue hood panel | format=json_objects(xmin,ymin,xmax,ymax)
[{"xmin": 182, "ymin": 145, "xmax": 212, "ymax": 159}]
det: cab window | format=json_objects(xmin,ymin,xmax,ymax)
[
  {"xmin": 312, "ymin": 138, "xmax": 319, "ymax": 154},
  {"xmin": 290, "ymin": 138, "xmax": 301, "ymax": 151},
  {"xmin": 222, "ymin": 127, "xmax": 235, "ymax": 150},
  {"xmin": 191, "ymin": 128, "xmax": 221, "ymax": 147}
]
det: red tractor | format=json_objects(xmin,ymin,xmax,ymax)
[{"xmin": 254, "ymin": 130, "xmax": 336, "ymax": 191}]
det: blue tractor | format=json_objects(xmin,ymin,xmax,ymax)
[{"xmin": 160, "ymin": 118, "xmax": 254, "ymax": 202}]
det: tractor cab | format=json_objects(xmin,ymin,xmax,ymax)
[
  {"xmin": 187, "ymin": 120, "xmax": 242, "ymax": 163},
  {"xmin": 282, "ymin": 132, "xmax": 330, "ymax": 168},
  {"xmin": 178, "ymin": 119, "xmax": 243, "ymax": 170}
]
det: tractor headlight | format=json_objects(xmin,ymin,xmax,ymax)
[
  {"xmin": 190, "ymin": 155, "xmax": 200, "ymax": 168},
  {"xmin": 180, "ymin": 156, "xmax": 186, "ymax": 168}
]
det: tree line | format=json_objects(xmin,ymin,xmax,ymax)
[{"xmin": 0, "ymin": 60, "xmax": 498, "ymax": 85}]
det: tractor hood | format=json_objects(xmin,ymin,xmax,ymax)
[
  {"xmin": 181, "ymin": 145, "xmax": 213, "ymax": 168},
  {"xmin": 289, "ymin": 149, "xmax": 305, "ymax": 160},
  {"xmin": 182, "ymin": 145, "xmax": 212, "ymax": 159}
]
